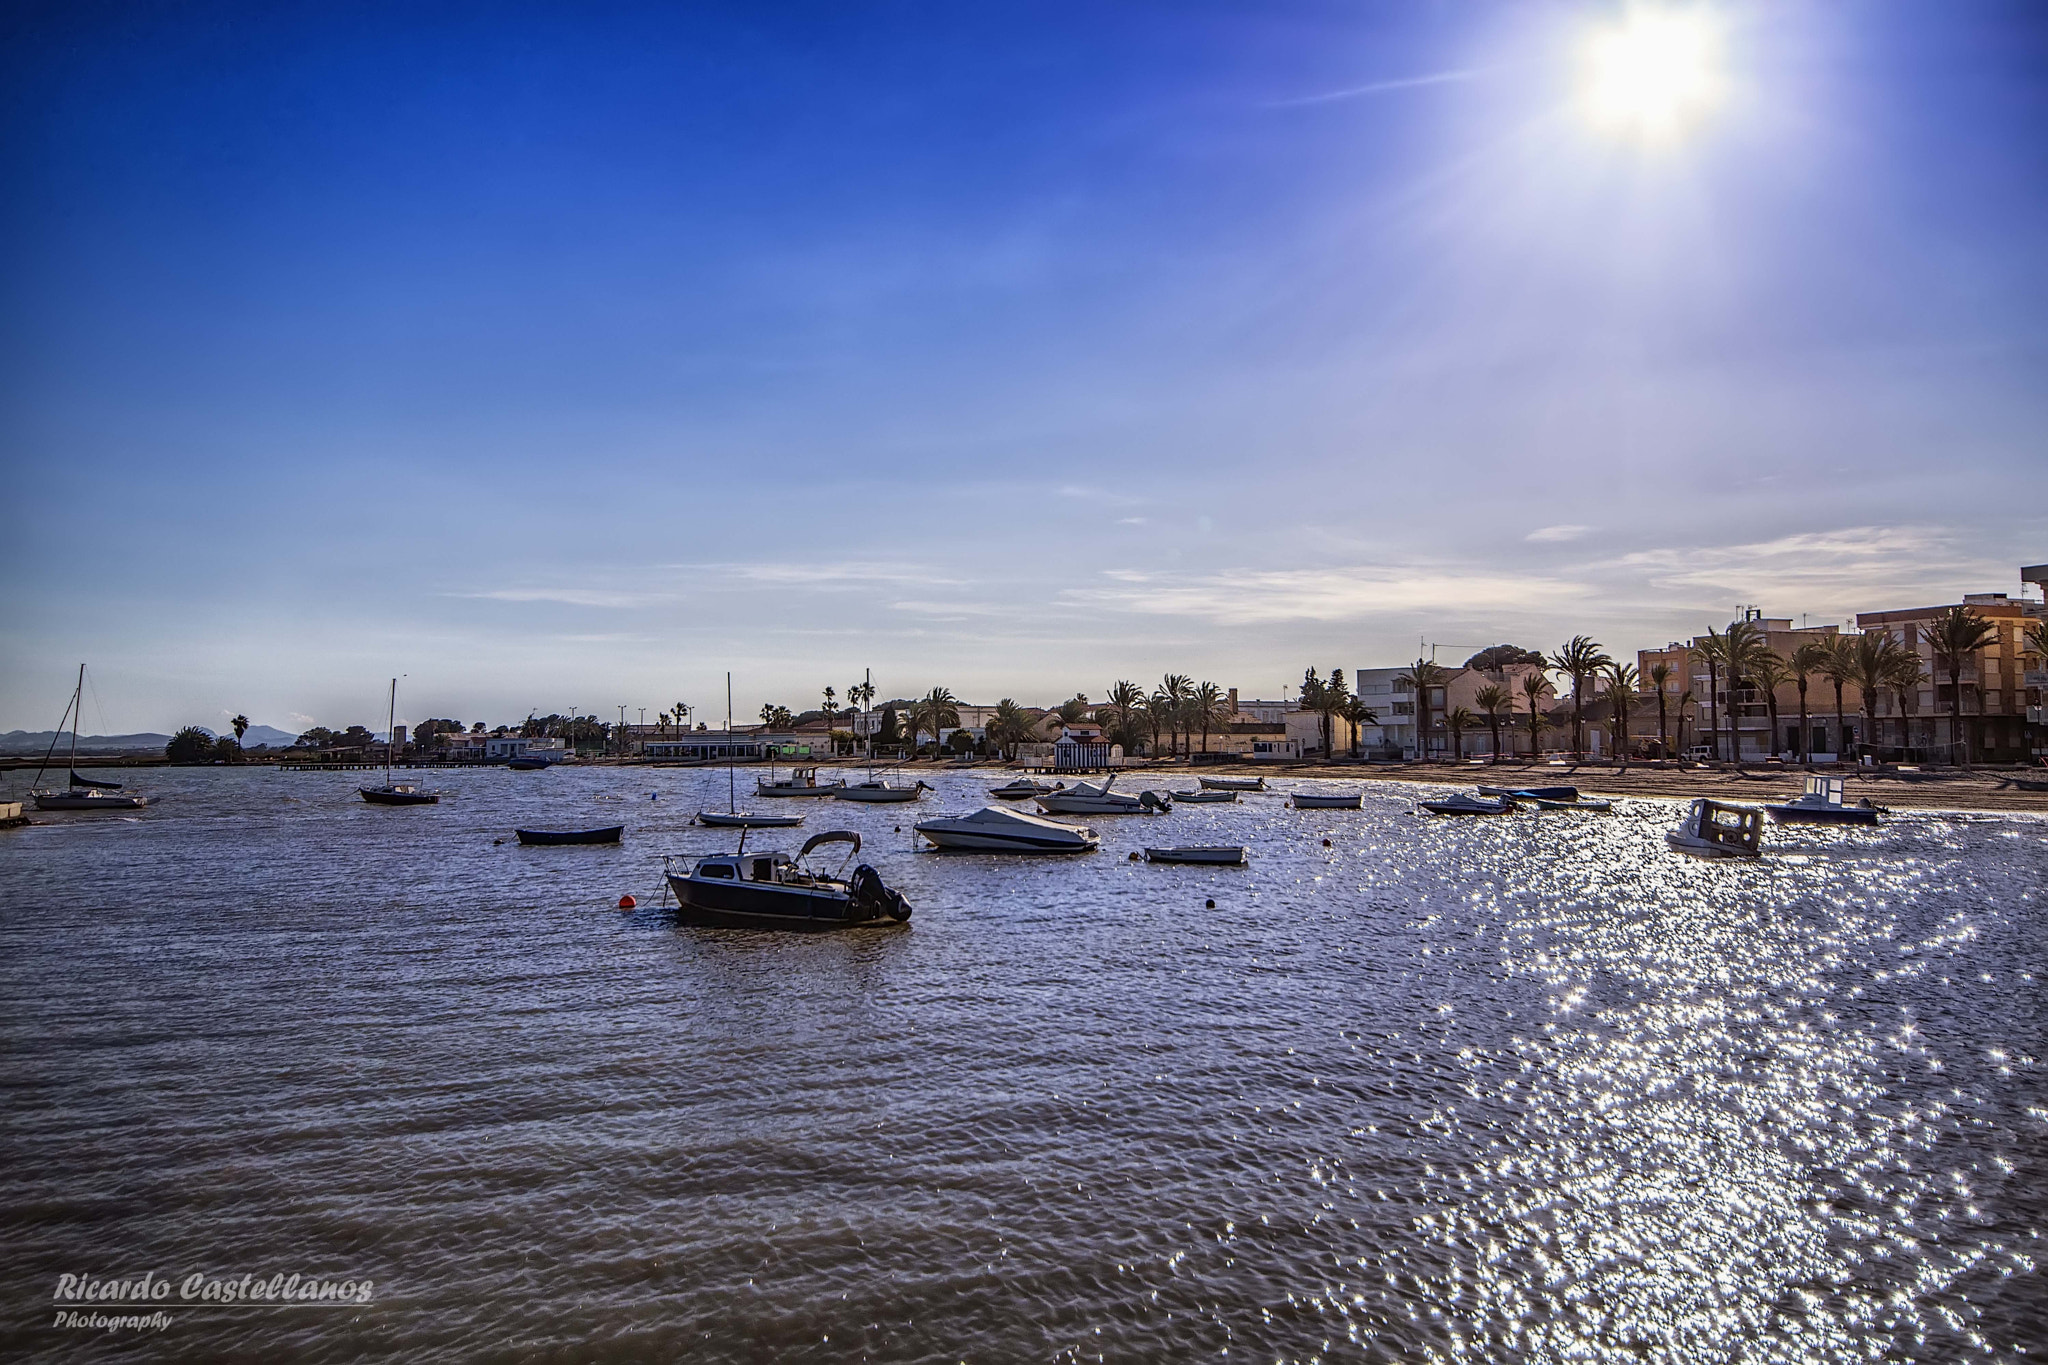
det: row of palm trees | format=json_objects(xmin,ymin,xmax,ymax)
[{"xmin": 1096, "ymin": 676, "xmax": 1240, "ymax": 757}]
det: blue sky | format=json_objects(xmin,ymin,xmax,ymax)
[{"xmin": 3, "ymin": 1, "xmax": 2043, "ymax": 735}]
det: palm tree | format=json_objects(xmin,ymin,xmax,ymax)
[
  {"xmin": 1928, "ymin": 605, "xmax": 1998, "ymax": 765},
  {"xmin": 1719, "ymin": 620, "xmax": 1767, "ymax": 762},
  {"xmin": 1693, "ymin": 629, "xmax": 1727, "ymax": 760},
  {"xmin": 1057, "ymin": 695, "xmax": 1091, "ymax": 727},
  {"xmin": 1646, "ymin": 662, "xmax": 1674, "ymax": 758},
  {"xmin": 1605, "ymin": 662, "xmax": 1639, "ymax": 764},
  {"xmin": 1549, "ymin": 636, "xmax": 1612, "ymax": 760},
  {"xmin": 1884, "ymin": 645, "xmax": 1925, "ymax": 758},
  {"xmin": 1339, "ymin": 696, "xmax": 1380, "ymax": 757},
  {"xmin": 911, "ymin": 687, "xmax": 961, "ymax": 758},
  {"xmin": 1816, "ymin": 636, "xmax": 1855, "ymax": 764},
  {"xmin": 1746, "ymin": 651, "xmax": 1792, "ymax": 760},
  {"xmin": 1157, "ymin": 674, "xmax": 1194, "ymax": 756},
  {"xmin": 1396, "ymin": 659, "xmax": 1450, "ymax": 761},
  {"xmin": 1443, "ymin": 706, "xmax": 1475, "ymax": 761},
  {"xmin": 1316, "ymin": 668, "xmax": 1350, "ymax": 757},
  {"xmin": 1473, "ymin": 684, "xmax": 1512, "ymax": 763},
  {"xmin": 988, "ymin": 699, "xmax": 1031, "ymax": 760},
  {"xmin": 1520, "ymin": 670, "xmax": 1554, "ymax": 757},
  {"xmin": 1789, "ymin": 640, "xmax": 1831, "ymax": 766},
  {"xmin": 1297, "ymin": 668, "xmax": 1328, "ymax": 757},
  {"xmin": 1193, "ymin": 681, "xmax": 1229, "ymax": 754},
  {"xmin": 1103, "ymin": 680, "xmax": 1146, "ymax": 754},
  {"xmin": 1846, "ymin": 632, "xmax": 1911, "ymax": 764},
  {"xmin": 847, "ymin": 679, "xmax": 876, "ymax": 755},
  {"xmin": 231, "ymin": 714, "xmax": 250, "ymax": 744}
]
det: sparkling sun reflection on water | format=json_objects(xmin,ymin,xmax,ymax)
[{"xmin": 0, "ymin": 767, "xmax": 2041, "ymax": 1361}]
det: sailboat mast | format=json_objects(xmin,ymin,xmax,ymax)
[
  {"xmin": 69, "ymin": 663, "xmax": 83, "ymax": 778},
  {"xmin": 726, "ymin": 672, "xmax": 736, "ymax": 814},
  {"xmin": 387, "ymin": 678, "xmax": 397, "ymax": 782}
]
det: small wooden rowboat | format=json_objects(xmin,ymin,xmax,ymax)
[
  {"xmin": 1291, "ymin": 792, "xmax": 1362, "ymax": 809},
  {"xmin": 1144, "ymin": 846, "xmax": 1247, "ymax": 865},
  {"xmin": 514, "ymin": 825, "xmax": 624, "ymax": 846},
  {"xmin": 1169, "ymin": 789, "xmax": 1238, "ymax": 803},
  {"xmin": 1198, "ymin": 776, "xmax": 1265, "ymax": 791}
]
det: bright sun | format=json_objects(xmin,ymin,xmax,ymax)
[{"xmin": 1581, "ymin": 7, "xmax": 1726, "ymax": 140}]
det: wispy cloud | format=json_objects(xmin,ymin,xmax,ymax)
[
  {"xmin": 1264, "ymin": 69, "xmax": 1480, "ymax": 109},
  {"xmin": 1064, "ymin": 563, "xmax": 1585, "ymax": 625},
  {"xmin": 451, "ymin": 587, "xmax": 670, "ymax": 608},
  {"xmin": 1526, "ymin": 524, "xmax": 1592, "ymax": 543},
  {"xmin": 1117, "ymin": 516, "xmax": 1149, "ymax": 526},
  {"xmin": 677, "ymin": 561, "xmax": 967, "ymax": 588}
]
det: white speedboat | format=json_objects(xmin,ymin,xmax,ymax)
[
  {"xmin": 1292, "ymin": 791, "xmax": 1362, "ymax": 810},
  {"xmin": 1666, "ymin": 798, "xmax": 1764, "ymax": 858},
  {"xmin": 1199, "ymin": 776, "xmax": 1265, "ymax": 791},
  {"xmin": 757, "ymin": 767, "xmax": 844, "ymax": 798},
  {"xmin": 1036, "ymin": 777, "xmax": 1167, "ymax": 815},
  {"xmin": 988, "ymin": 779, "xmax": 1056, "ymax": 800},
  {"xmin": 834, "ymin": 780, "xmax": 932, "ymax": 803},
  {"xmin": 1144, "ymin": 846, "xmax": 1246, "ymax": 865},
  {"xmin": 915, "ymin": 805, "xmax": 1099, "ymax": 853}
]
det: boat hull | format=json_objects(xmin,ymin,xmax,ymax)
[
  {"xmin": 697, "ymin": 811, "xmax": 804, "ymax": 828},
  {"xmin": 1419, "ymin": 799, "xmax": 1511, "ymax": 815},
  {"xmin": 360, "ymin": 787, "xmax": 439, "ymax": 805},
  {"xmin": 756, "ymin": 785, "xmax": 844, "ymax": 798},
  {"xmin": 32, "ymin": 792, "xmax": 148, "ymax": 811},
  {"xmin": 664, "ymin": 876, "xmax": 902, "ymax": 931},
  {"xmin": 515, "ymin": 826, "xmax": 624, "ymax": 846},
  {"xmin": 1763, "ymin": 804, "xmax": 1879, "ymax": 826},
  {"xmin": 1665, "ymin": 833, "xmax": 1755, "ymax": 858},
  {"xmin": 916, "ymin": 825, "xmax": 1096, "ymax": 852},
  {"xmin": 1144, "ymin": 847, "xmax": 1246, "ymax": 865},
  {"xmin": 1292, "ymin": 795, "xmax": 1363, "ymax": 809},
  {"xmin": 1036, "ymin": 796, "xmax": 1147, "ymax": 814},
  {"xmin": 1169, "ymin": 790, "xmax": 1237, "ymax": 803},
  {"xmin": 1199, "ymin": 777, "xmax": 1264, "ymax": 791}
]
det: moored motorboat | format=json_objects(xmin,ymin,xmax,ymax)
[
  {"xmin": 1292, "ymin": 791, "xmax": 1363, "ymax": 810},
  {"xmin": 1418, "ymin": 793, "xmax": 1513, "ymax": 815},
  {"xmin": 33, "ymin": 788, "xmax": 149, "ymax": 811},
  {"xmin": 1169, "ymin": 789, "xmax": 1237, "ymax": 803},
  {"xmin": 1477, "ymin": 784, "xmax": 1578, "ymax": 801},
  {"xmin": 697, "ymin": 810, "xmax": 804, "ymax": 828},
  {"xmin": 507, "ymin": 756, "xmax": 550, "ymax": 771},
  {"xmin": 834, "ymin": 779, "xmax": 932, "ymax": 803},
  {"xmin": 1144, "ymin": 846, "xmax": 1247, "ymax": 865},
  {"xmin": 1764, "ymin": 776, "xmax": 1881, "ymax": 826},
  {"xmin": 360, "ymin": 781, "xmax": 440, "ymax": 806},
  {"xmin": 988, "ymin": 779, "xmax": 1056, "ymax": 799},
  {"xmin": 757, "ymin": 767, "xmax": 844, "ymax": 797},
  {"xmin": 515, "ymin": 825, "xmax": 623, "ymax": 845},
  {"xmin": 1199, "ymin": 776, "xmax": 1265, "ymax": 791},
  {"xmin": 664, "ymin": 831, "xmax": 910, "ymax": 930},
  {"xmin": 915, "ymin": 805, "xmax": 1099, "ymax": 852},
  {"xmin": 1513, "ymin": 794, "xmax": 1613, "ymax": 812},
  {"xmin": 1666, "ymin": 798, "xmax": 1764, "ymax": 858},
  {"xmin": 1036, "ymin": 776, "xmax": 1167, "ymax": 815}
]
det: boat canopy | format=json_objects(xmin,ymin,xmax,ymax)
[
  {"xmin": 798, "ymin": 830, "xmax": 862, "ymax": 859},
  {"xmin": 69, "ymin": 772, "xmax": 123, "ymax": 790}
]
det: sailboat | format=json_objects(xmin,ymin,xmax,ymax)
[
  {"xmin": 360, "ymin": 679, "xmax": 439, "ymax": 805},
  {"xmin": 31, "ymin": 665, "xmax": 149, "ymax": 810},
  {"xmin": 698, "ymin": 673, "xmax": 803, "ymax": 828}
]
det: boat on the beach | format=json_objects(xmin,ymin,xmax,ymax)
[
  {"xmin": 1199, "ymin": 776, "xmax": 1265, "ymax": 791},
  {"xmin": 1292, "ymin": 791, "xmax": 1362, "ymax": 810},
  {"xmin": 361, "ymin": 679, "xmax": 443, "ymax": 805},
  {"xmin": 697, "ymin": 810, "xmax": 804, "ymax": 828},
  {"xmin": 515, "ymin": 825, "xmax": 623, "ymax": 846},
  {"xmin": 1478, "ymin": 784, "xmax": 1578, "ymax": 801},
  {"xmin": 1170, "ymin": 789, "xmax": 1238, "ymax": 803},
  {"xmin": 664, "ymin": 830, "xmax": 911, "ymax": 930},
  {"xmin": 915, "ymin": 805, "xmax": 1099, "ymax": 852},
  {"xmin": 28, "ymin": 665, "xmax": 149, "ymax": 811},
  {"xmin": 1515, "ymin": 794, "xmax": 1613, "ymax": 812},
  {"xmin": 1666, "ymin": 798, "xmax": 1764, "ymax": 858},
  {"xmin": 1418, "ymin": 793, "xmax": 1513, "ymax": 815},
  {"xmin": 1037, "ymin": 776, "xmax": 1167, "ymax": 814},
  {"xmin": 1144, "ymin": 846, "xmax": 1247, "ymax": 865},
  {"xmin": 757, "ymin": 766, "xmax": 844, "ymax": 798},
  {"xmin": 1764, "ymin": 775, "xmax": 1882, "ymax": 826},
  {"xmin": 988, "ymin": 779, "xmax": 1057, "ymax": 799}
]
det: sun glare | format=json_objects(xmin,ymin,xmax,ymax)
[{"xmin": 1581, "ymin": 7, "xmax": 1726, "ymax": 140}]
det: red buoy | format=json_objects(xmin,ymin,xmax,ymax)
[{"xmin": 618, "ymin": 894, "xmax": 637, "ymax": 909}]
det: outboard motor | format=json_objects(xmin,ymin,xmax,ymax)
[
  {"xmin": 849, "ymin": 864, "xmax": 913, "ymax": 922},
  {"xmin": 1139, "ymin": 790, "xmax": 1171, "ymax": 812}
]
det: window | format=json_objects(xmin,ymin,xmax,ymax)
[
  {"xmin": 700, "ymin": 863, "xmax": 735, "ymax": 880},
  {"xmin": 1392, "ymin": 702, "xmax": 1414, "ymax": 716}
]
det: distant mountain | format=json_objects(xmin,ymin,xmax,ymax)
[
  {"xmin": 0, "ymin": 730, "xmax": 172, "ymax": 754},
  {"xmin": 0, "ymin": 722, "xmax": 304, "ymax": 754}
]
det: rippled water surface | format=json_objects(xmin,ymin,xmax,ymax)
[{"xmin": 2, "ymin": 766, "xmax": 2043, "ymax": 1361}]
